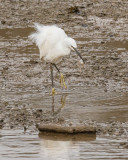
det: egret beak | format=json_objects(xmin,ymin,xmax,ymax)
[{"xmin": 72, "ymin": 46, "xmax": 85, "ymax": 64}]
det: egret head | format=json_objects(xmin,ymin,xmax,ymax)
[
  {"xmin": 65, "ymin": 37, "xmax": 85, "ymax": 63},
  {"xmin": 65, "ymin": 37, "xmax": 77, "ymax": 50}
]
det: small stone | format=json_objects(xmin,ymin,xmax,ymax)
[
  {"xmin": 67, "ymin": 6, "xmax": 80, "ymax": 14},
  {"xmin": 1, "ymin": 20, "xmax": 6, "ymax": 24}
]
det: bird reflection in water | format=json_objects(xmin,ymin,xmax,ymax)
[{"xmin": 51, "ymin": 94, "xmax": 67, "ymax": 115}]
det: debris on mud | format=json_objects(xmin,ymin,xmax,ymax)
[
  {"xmin": 37, "ymin": 122, "xmax": 96, "ymax": 133},
  {"xmin": 97, "ymin": 122, "xmax": 128, "ymax": 138}
]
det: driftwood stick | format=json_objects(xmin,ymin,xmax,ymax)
[{"xmin": 37, "ymin": 124, "xmax": 96, "ymax": 133}]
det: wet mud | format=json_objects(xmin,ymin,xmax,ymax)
[{"xmin": 0, "ymin": 0, "xmax": 128, "ymax": 159}]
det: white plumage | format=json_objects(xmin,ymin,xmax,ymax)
[
  {"xmin": 29, "ymin": 23, "xmax": 84, "ymax": 95},
  {"xmin": 29, "ymin": 23, "xmax": 77, "ymax": 64}
]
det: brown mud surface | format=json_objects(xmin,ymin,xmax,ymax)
[{"xmin": 0, "ymin": 0, "xmax": 128, "ymax": 150}]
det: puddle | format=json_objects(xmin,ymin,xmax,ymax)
[
  {"xmin": 0, "ymin": 129, "xmax": 41, "ymax": 160},
  {"xmin": 39, "ymin": 132, "xmax": 128, "ymax": 160},
  {"xmin": 0, "ymin": 129, "xmax": 128, "ymax": 160},
  {"xmin": 24, "ymin": 88, "xmax": 128, "ymax": 123},
  {"xmin": 0, "ymin": 28, "xmax": 33, "ymax": 38},
  {"xmin": 105, "ymin": 40, "xmax": 128, "ymax": 53}
]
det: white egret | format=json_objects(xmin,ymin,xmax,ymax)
[{"xmin": 29, "ymin": 23, "xmax": 84, "ymax": 95}]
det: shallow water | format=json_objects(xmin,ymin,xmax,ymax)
[
  {"xmin": 0, "ymin": 129, "xmax": 128, "ymax": 160},
  {"xmin": 0, "ymin": 27, "xmax": 128, "ymax": 159}
]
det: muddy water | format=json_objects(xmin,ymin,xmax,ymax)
[
  {"xmin": 0, "ymin": 27, "xmax": 128, "ymax": 159},
  {"xmin": 0, "ymin": 129, "xmax": 128, "ymax": 160}
]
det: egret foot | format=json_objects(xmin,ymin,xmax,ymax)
[
  {"xmin": 52, "ymin": 88, "xmax": 56, "ymax": 96},
  {"xmin": 60, "ymin": 73, "xmax": 67, "ymax": 89}
]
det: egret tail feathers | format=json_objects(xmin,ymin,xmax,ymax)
[
  {"xmin": 33, "ymin": 23, "xmax": 44, "ymax": 32},
  {"xmin": 28, "ymin": 23, "xmax": 46, "ymax": 47}
]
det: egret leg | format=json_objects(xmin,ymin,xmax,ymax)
[
  {"xmin": 52, "ymin": 63, "xmax": 67, "ymax": 89},
  {"xmin": 50, "ymin": 63, "xmax": 56, "ymax": 96}
]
